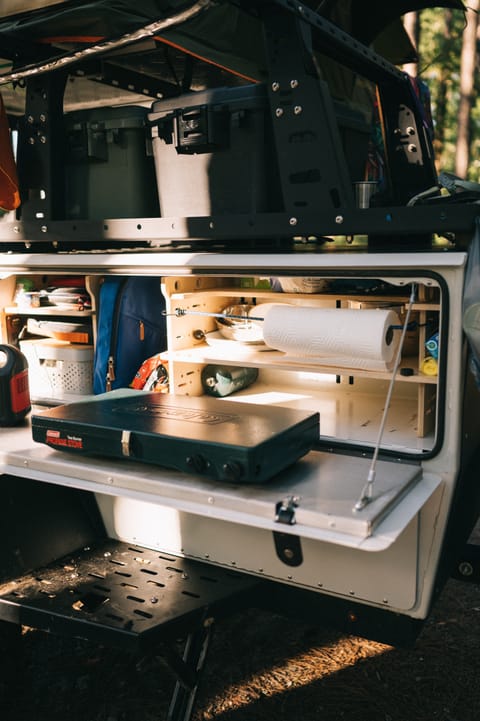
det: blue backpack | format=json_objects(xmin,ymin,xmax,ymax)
[{"xmin": 93, "ymin": 276, "xmax": 167, "ymax": 394}]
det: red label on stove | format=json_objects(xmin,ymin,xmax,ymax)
[{"xmin": 46, "ymin": 429, "xmax": 84, "ymax": 449}]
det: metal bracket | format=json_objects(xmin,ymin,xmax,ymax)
[
  {"xmin": 262, "ymin": 0, "xmax": 437, "ymax": 208},
  {"xmin": 71, "ymin": 57, "xmax": 183, "ymax": 100},
  {"xmin": 261, "ymin": 5, "xmax": 354, "ymax": 214},
  {"xmin": 273, "ymin": 531, "xmax": 303, "ymax": 567},
  {"xmin": 377, "ymin": 80, "xmax": 438, "ymax": 205},
  {"xmin": 16, "ymin": 71, "xmax": 68, "ymax": 222}
]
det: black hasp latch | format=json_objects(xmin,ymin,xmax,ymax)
[{"xmin": 174, "ymin": 105, "xmax": 230, "ymax": 154}]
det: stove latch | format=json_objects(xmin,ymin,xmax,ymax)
[{"xmin": 275, "ymin": 495, "xmax": 300, "ymax": 525}]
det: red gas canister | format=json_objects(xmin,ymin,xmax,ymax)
[{"xmin": 0, "ymin": 344, "xmax": 31, "ymax": 425}]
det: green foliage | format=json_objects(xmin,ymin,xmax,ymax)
[{"xmin": 415, "ymin": 8, "xmax": 480, "ymax": 180}]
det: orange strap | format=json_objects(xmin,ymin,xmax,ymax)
[
  {"xmin": 38, "ymin": 35, "xmax": 257, "ymax": 83},
  {"xmin": 0, "ymin": 93, "xmax": 20, "ymax": 212},
  {"xmin": 153, "ymin": 35, "xmax": 257, "ymax": 83}
]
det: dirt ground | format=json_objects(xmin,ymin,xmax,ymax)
[{"xmin": 0, "ymin": 556, "xmax": 479, "ymax": 721}]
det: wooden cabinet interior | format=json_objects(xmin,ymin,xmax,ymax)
[{"xmin": 162, "ymin": 275, "xmax": 440, "ymax": 454}]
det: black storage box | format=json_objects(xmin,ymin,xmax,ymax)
[
  {"xmin": 148, "ymin": 84, "xmax": 280, "ymax": 217},
  {"xmin": 64, "ymin": 105, "xmax": 160, "ymax": 220}
]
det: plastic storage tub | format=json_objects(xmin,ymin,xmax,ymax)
[
  {"xmin": 148, "ymin": 84, "xmax": 280, "ymax": 217},
  {"xmin": 20, "ymin": 339, "xmax": 94, "ymax": 401},
  {"xmin": 64, "ymin": 105, "xmax": 159, "ymax": 220}
]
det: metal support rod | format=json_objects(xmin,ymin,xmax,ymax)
[
  {"xmin": 163, "ymin": 308, "xmax": 266, "ymax": 322},
  {"xmin": 354, "ymin": 283, "xmax": 417, "ymax": 512}
]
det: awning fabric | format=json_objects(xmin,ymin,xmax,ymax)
[{"xmin": 0, "ymin": 0, "xmax": 466, "ymax": 83}]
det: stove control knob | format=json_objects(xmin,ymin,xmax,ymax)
[
  {"xmin": 186, "ymin": 454, "xmax": 208, "ymax": 473},
  {"xmin": 221, "ymin": 461, "xmax": 243, "ymax": 482}
]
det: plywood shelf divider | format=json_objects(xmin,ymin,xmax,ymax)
[{"xmin": 166, "ymin": 346, "xmax": 437, "ymax": 384}]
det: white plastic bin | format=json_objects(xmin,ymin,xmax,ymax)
[{"xmin": 20, "ymin": 339, "xmax": 94, "ymax": 400}]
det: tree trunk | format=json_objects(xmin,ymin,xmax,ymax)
[
  {"xmin": 433, "ymin": 9, "xmax": 453, "ymax": 165},
  {"xmin": 455, "ymin": 1, "xmax": 480, "ymax": 178},
  {"xmin": 403, "ymin": 11, "xmax": 420, "ymax": 77}
]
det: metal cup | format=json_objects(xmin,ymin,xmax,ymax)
[{"xmin": 354, "ymin": 181, "xmax": 379, "ymax": 209}]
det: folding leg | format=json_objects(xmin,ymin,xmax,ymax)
[{"xmin": 166, "ymin": 617, "xmax": 214, "ymax": 721}]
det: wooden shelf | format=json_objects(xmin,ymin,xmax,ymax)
[
  {"xmin": 168, "ymin": 286, "xmax": 440, "ymax": 312},
  {"xmin": 163, "ymin": 275, "xmax": 441, "ymax": 447},
  {"xmin": 166, "ymin": 345, "xmax": 437, "ymax": 384},
  {"xmin": 4, "ymin": 306, "xmax": 93, "ymax": 317}
]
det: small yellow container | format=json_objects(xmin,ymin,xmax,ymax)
[{"xmin": 421, "ymin": 357, "xmax": 438, "ymax": 376}]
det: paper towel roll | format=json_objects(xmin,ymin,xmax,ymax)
[{"xmin": 262, "ymin": 305, "xmax": 401, "ymax": 370}]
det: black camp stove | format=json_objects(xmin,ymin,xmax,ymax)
[{"xmin": 31, "ymin": 390, "xmax": 320, "ymax": 484}]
